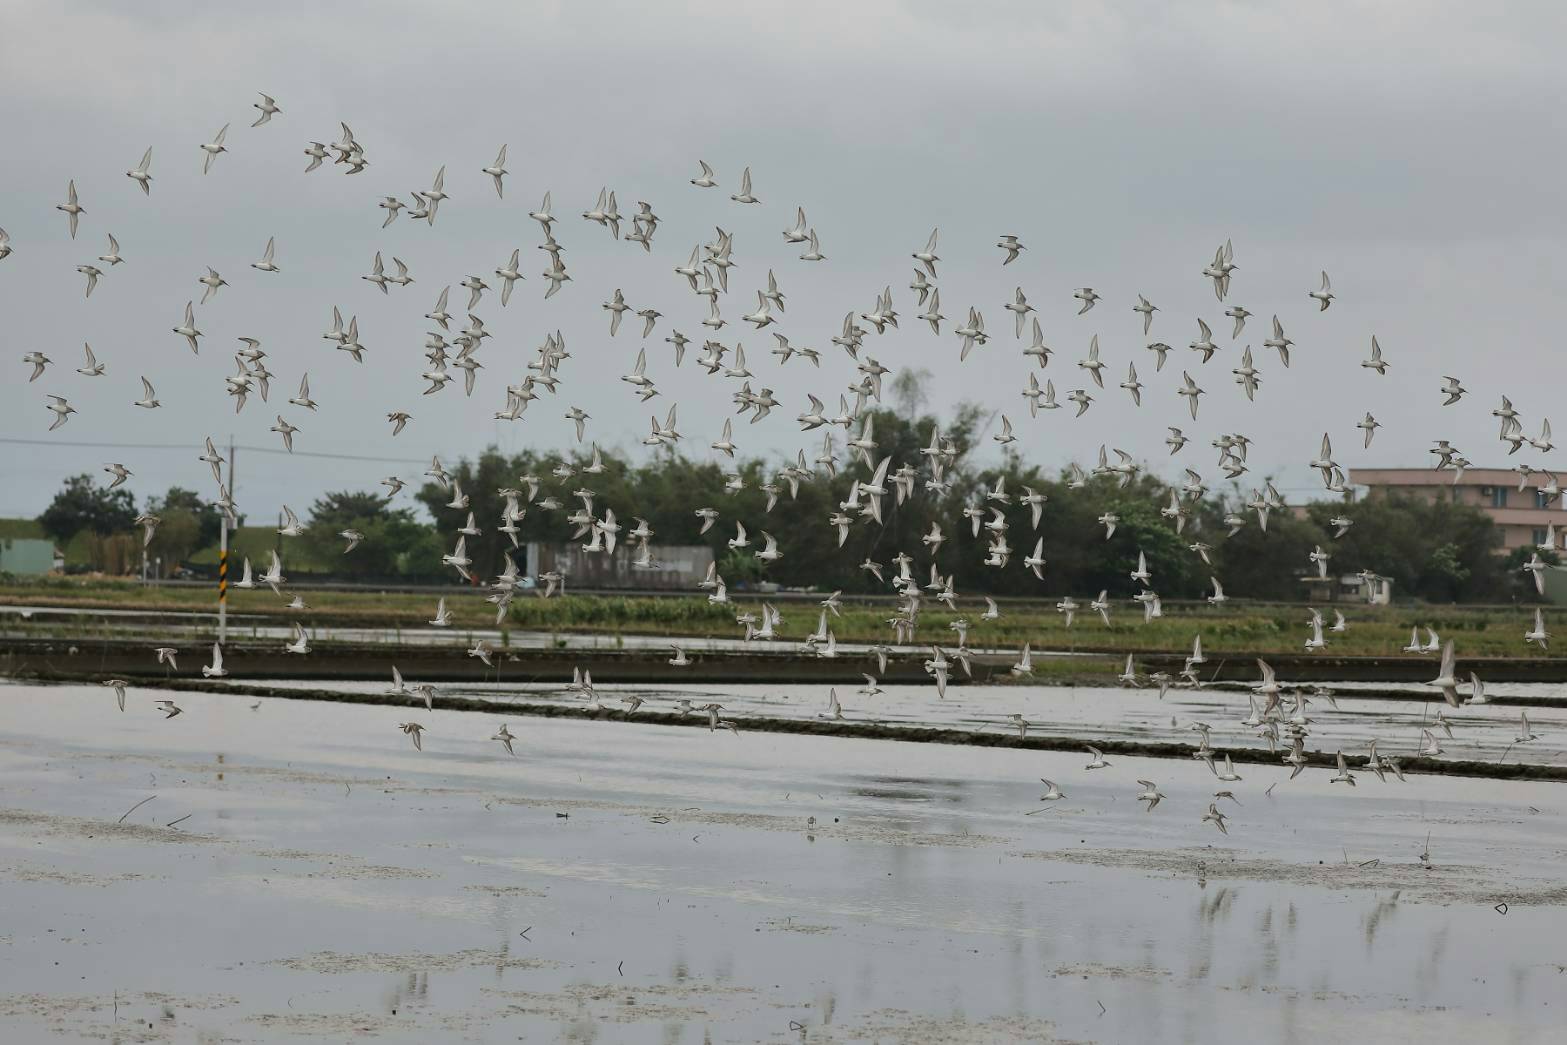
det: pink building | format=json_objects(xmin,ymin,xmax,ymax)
[{"xmin": 1349, "ymin": 468, "xmax": 1563, "ymax": 552}]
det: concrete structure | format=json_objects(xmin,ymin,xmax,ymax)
[
  {"xmin": 0, "ymin": 538, "xmax": 58, "ymax": 576},
  {"xmin": 1349, "ymin": 468, "xmax": 1565, "ymax": 552},
  {"xmin": 525, "ymin": 542, "xmax": 714, "ymax": 590}
]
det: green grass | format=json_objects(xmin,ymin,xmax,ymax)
[
  {"xmin": 0, "ymin": 578, "xmax": 1558, "ymax": 659},
  {"xmin": 0, "ymin": 519, "xmax": 45, "ymax": 540}
]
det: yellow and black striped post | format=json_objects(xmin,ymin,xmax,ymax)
[
  {"xmin": 218, "ymin": 547, "xmax": 228, "ymax": 640},
  {"xmin": 218, "ymin": 440, "xmax": 233, "ymax": 643}
]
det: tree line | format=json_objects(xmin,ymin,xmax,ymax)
[{"xmin": 31, "ymin": 404, "xmax": 1549, "ymax": 603}]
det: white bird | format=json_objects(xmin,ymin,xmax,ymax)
[
  {"xmin": 1426, "ymin": 639, "xmax": 1461, "ymax": 707},
  {"xmin": 1225, "ymin": 304, "xmax": 1251, "ymax": 338},
  {"xmin": 252, "ymin": 237, "xmax": 279, "ymax": 273},
  {"xmin": 429, "ymin": 597, "xmax": 453, "ymax": 627},
  {"xmin": 277, "ymin": 505, "xmax": 304, "ymax": 538},
  {"xmin": 102, "ymin": 678, "xmax": 129, "ymax": 712},
  {"xmin": 133, "ymin": 376, "xmax": 160, "ymax": 409},
  {"xmin": 1263, "ymin": 315, "xmax": 1293, "ymax": 366},
  {"xmin": 1136, "ymin": 780, "xmax": 1166, "ymax": 811},
  {"xmin": 729, "ymin": 166, "xmax": 760, "ymax": 204},
  {"xmin": 1361, "ymin": 335, "xmax": 1389, "ymax": 375},
  {"xmin": 1525, "ymin": 607, "xmax": 1550, "ymax": 649},
  {"xmin": 96, "ymin": 233, "xmax": 123, "ymax": 267},
  {"xmin": 284, "ymin": 622, "xmax": 310, "ymax": 655},
  {"xmin": 125, "ymin": 148, "xmax": 153, "ymax": 195},
  {"xmin": 56, "ymin": 179, "xmax": 83, "ymax": 238},
  {"xmin": 289, "ymin": 373, "xmax": 317, "ymax": 411},
  {"xmin": 495, "ymin": 248, "xmax": 525, "ymax": 305},
  {"xmin": 200, "ymin": 123, "xmax": 230, "ymax": 174},
  {"xmin": 1189, "ymin": 318, "xmax": 1218, "ymax": 362},
  {"xmin": 198, "ymin": 266, "xmax": 227, "ymax": 304},
  {"xmin": 800, "ymin": 228, "xmax": 826, "ymax": 262},
  {"xmin": 259, "ymin": 550, "xmax": 285, "ymax": 594},
  {"xmin": 201, "ymin": 642, "xmax": 227, "ymax": 678},
  {"xmin": 1084, "ymin": 746, "xmax": 1111, "ymax": 770},
  {"xmin": 1308, "ymin": 270, "xmax": 1334, "ymax": 310},
  {"xmin": 251, "ymin": 92, "xmax": 281, "ymax": 126},
  {"xmin": 912, "ymin": 228, "xmax": 939, "ymax": 277},
  {"xmin": 76, "ymin": 263, "xmax": 102, "ymax": 298},
  {"xmin": 1133, "ymin": 294, "xmax": 1158, "ymax": 334},
  {"xmin": 1110, "ymin": 358, "xmax": 1142, "ymax": 406},
  {"xmin": 269, "ymin": 415, "xmax": 298, "ymax": 453},
  {"xmin": 1177, "ymin": 371, "xmax": 1204, "ymax": 420},
  {"xmin": 690, "ymin": 160, "xmax": 718, "ymax": 188},
  {"xmin": 483, "ymin": 144, "xmax": 508, "ymax": 197}
]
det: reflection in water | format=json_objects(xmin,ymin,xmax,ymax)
[
  {"xmin": 382, "ymin": 970, "xmax": 429, "ymax": 1015},
  {"xmin": 816, "ymin": 988, "xmax": 837, "ymax": 1026},
  {"xmin": 4, "ymin": 682, "xmax": 1567, "ymax": 1045},
  {"xmin": 1200, "ymin": 885, "xmax": 1237, "ymax": 926},
  {"xmin": 1361, "ymin": 890, "xmax": 1401, "ymax": 953},
  {"xmin": 1258, "ymin": 905, "xmax": 1279, "ymax": 979}
]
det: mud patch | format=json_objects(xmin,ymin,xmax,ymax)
[
  {"xmin": 270, "ymin": 948, "xmax": 562, "ymax": 974},
  {"xmin": 831, "ymin": 1009, "xmax": 1078, "ymax": 1044},
  {"xmin": 465, "ymin": 883, "xmax": 548, "ymax": 897},
  {"xmin": 1050, "ymin": 960, "xmax": 1171, "ymax": 982},
  {"xmin": 0, "ymin": 863, "xmax": 156, "ymax": 887},
  {"xmin": 486, "ymin": 980, "xmax": 762, "ymax": 1025},
  {"xmin": 250, "ymin": 847, "xmax": 435, "ymax": 880},
  {"xmin": 298, "ymin": 862, "xmax": 437, "ymax": 881},
  {"xmin": 1014, "ymin": 845, "xmax": 1567, "ymax": 906},
  {"xmin": 245, "ymin": 1011, "xmax": 398, "ymax": 1035},
  {"xmin": 761, "ymin": 917, "xmax": 835, "ymax": 934},
  {"xmin": 0, "ymin": 991, "xmax": 239, "ymax": 1043},
  {"xmin": 489, "ymin": 796, "xmax": 1014, "ymax": 850},
  {"xmin": 0, "ymin": 806, "xmax": 221, "ymax": 846}
]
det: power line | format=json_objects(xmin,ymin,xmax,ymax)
[
  {"xmin": 0, "ymin": 438, "xmax": 1349, "ymax": 494},
  {"xmin": 0, "ymin": 437, "xmax": 443, "ymax": 465}
]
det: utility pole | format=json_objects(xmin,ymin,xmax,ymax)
[{"xmin": 218, "ymin": 440, "xmax": 235, "ymax": 643}]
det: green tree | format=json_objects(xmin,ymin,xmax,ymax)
[
  {"xmin": 400, "ymin": 411, "xmax": 1521, "ymax": 605},
  {"xmin": 38, "ymin": 474, "xmax": 136, "ymax": 543},
  {"xmin": 307, "ymin": 490, "xmax": 441, "ymax": 578},
  {"xmin": 1306, "ymin": 495, "xmax": 1504, "ymax": 602}
]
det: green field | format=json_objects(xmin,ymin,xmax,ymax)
[{"xmin": 0, "ymin": 578, "xmax": 1557, "ymax": 659}]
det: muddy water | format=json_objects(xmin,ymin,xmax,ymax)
[{"xmin": 0, "ymin": 682, "xmax": 1563, "ymax": 1043}]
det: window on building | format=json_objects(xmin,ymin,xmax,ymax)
[
  {"xmin": 1536, "ymin": 489, "xmax": 1553, "ymax": 509},
  {"xmin": 1533, "ymin": 528, "xmax": 1548, "ymax": 547},
  {"xmin": 1490, "ymin": 487, "xmax": 1509, "ymax": 508}
]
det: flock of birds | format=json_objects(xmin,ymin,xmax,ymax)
[{"xmin": 13, "ymin": 93, "xmax": 1559, "ymax": 837}]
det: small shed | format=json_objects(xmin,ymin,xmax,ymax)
[{"xmin": 1300, "ymin": 573, "xmax": 1392, "ymax": 605}]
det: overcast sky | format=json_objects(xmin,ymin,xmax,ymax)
[{"xmin": 3, "ymin": 1, "xmax": 1564, "ymax": 522}]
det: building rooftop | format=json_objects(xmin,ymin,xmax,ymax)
[{"xmin": 1350, "ymin": 467, "xmax": 1549, "ymax": 488}]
